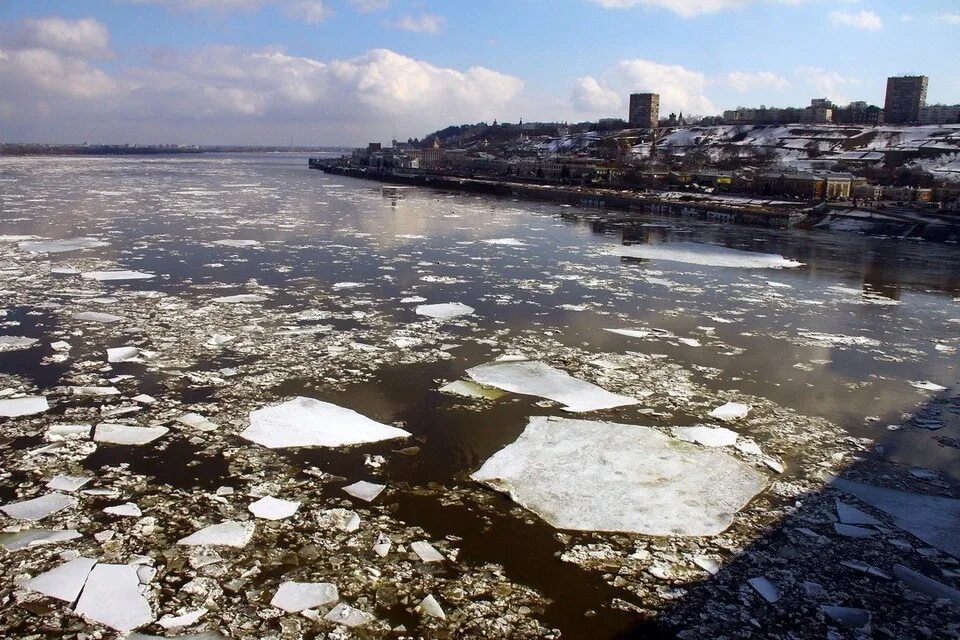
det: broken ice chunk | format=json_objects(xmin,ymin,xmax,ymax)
[
  {"xmin": 471, "ymin": 416, "xmax": 766, "ymax": 536},
  {"xmin": 18, "ymin": 237, "xmax": 108, "ymax": 253},
  {"xmin": 609, "ymin": 242, "xmax": 801, "ymax": 269},
  {"xmin": 106, "ymin": 346, "xmax": 139, "ymax": 363},
  {"xmin": 323, "ymin": 603, "xmax": 375, "ymax": 628},
  {"xmin": 212, "ymin": 294, "xmax": 268, "ymax": 303},
  {"xmin": 214, "ymin": 239, "xmax": 261, "ymax": 248},
  {"xmin": 748, "ymin": 576, "xmax": 780, "ymax": 603},
  {"xmin": 94, "ymin": 423, "xmax": 169, "ymax": 445},
  {"xmin": 0, "ymin": 528, "xmax": 81, "ymax": 551},
  {"xmin": 177, "ymin": 521, "xmax": 255, "ymax": 547},
  {"xmin": 0, "ymin": 336, "xmax": 39, "ymax": 352},
  {"xmin": 372, "ymin": 533, "xmax": 392, "ymax": 557},
  {"xmin": 75, "ymin": 564, "xmax": 155, "ymax": 631},
  {"xmin": 104, "ymin": 503, "xmax": 142, "ymax": 517},
  {"xmin": 0, "ymin": 396, "xmax": 49, "ymax": 417},
  {"xmin": 482, "ymin": 237, "xmax": 527, "ymax": 246},
  {"xmin": 671, "ymin": 425, "xmax": 738, "ymax": 448},
  {"xmin": 157, "ymin": 608, "xmax": 207, "ymax": 629},
  {"xmin": 72, "ymin": 386, "xmax": 121, "ymax": 396},
  {"xmin": 835, "ymin": 499, "xmax": 881, "ymax": 526},
  {"xmin": 439, "ymin": 380, "xmax": 506, "ymax": 400},
  {"xmin": 410, "ymin": 540, "xmax": 445, "ymax": 563},
  {"xmin": 316, "ymin": 508, "xmax": 360, "ymax": 532},
  {"xmin": 248, "ymin": 496, "xmax": 300, "ymax": 521},
  {"xmin": 240, "ymin": 397, "xmax": 411, "ymax": 449},
  {"xmin": 23, "ymin": 556, "xmax": 97, "ymax": 602},
  {"xmin": 466, "ymin": 360, "xmax": 638, "ymax": 413},
  {"xmin": 270, "ymin": 582, "xmax": 339, "ymax": 612},
  {"xmin": 176, "ymin": 413, "xmax": 218, "ymax": 432},
  {"xmin": 416, "ymin": 594, "xmax": 446, "ymax": 619},
  {"xmin": 821, "ymin": 606, "xmax": 871, "ymax": 628},
  {"xmin": 342, "ymin": 481, "xmax": 385, "ymax": 502},
  {"xmin": 892, "ymin": 564, "xmax": 960, "ymax": 605},
  {"xmin": 82, "ymin": 270, "xmax": 155, "ymax": 281},
  {"xmin": 909, "ymin": 380, "xmax": 948, "ymax": 392},
  {"xmin": 708, "ymin": 402, "xmax": 751, "ymax": 422},
  {"xmin": 834, "ymin": 523, "xmax": 877, "ymax": 538},
  {"xmin": 73, "ymin": 311, "xmax": 124, "ymax": 323},
  {"xmin": 415, "ymin": 303, "xmax": 475, "ymax": 320},
  {"xmin": 1, "ymin": 493, "xmax": 77, "ymax": 521},
  {"xmin": 46, "ymin": 474, "xmax": 91, "ymax": 492},
  {"xmin": 678, "ymin": 337, "xmax": 701, "ymax": 347}
]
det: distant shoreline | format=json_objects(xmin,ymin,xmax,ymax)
[{"xmin": 0, "ymin": 146, "xmax": 350, "ymax": 157}]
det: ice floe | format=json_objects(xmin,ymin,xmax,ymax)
[
  {"xmin": 438, "ymin": 380, "xmax": 506, "ymax": 399},
  {"xmin": 240, "ymin": 397, "xmax": 411, "ymax": 449},
  {"xmin": 708, "ymin": 402, "xmax": 751, "ymax": 422},
  {"xmin": 23, "ymin": 556, "xmax": 97, "ymax": 602},
  {"xmin": 106, "ymin": 346, "xmax": 140, "ymax": 363},
  {"xmin": 342, "ymin": 480, "xmax": 385, "ymax": 502},
  {"xmin": 411, "ymin": 540, "xmax": 446, "ymax": 563},
  {"xmin": 0, "ymin": 529, "xmax": 81, "ymax": 551},
  {"xmin": 323, "ymin": 603, "xmax": 375, "ymax": 627},
  {"xmin": 415, "ymin": 302, "xmax": 475, "ymax": 320},
  {"xmin": 0, "ymin": 336, "xmax": 39, "ymax": 352},
  {"xmin": 609, "ymin": 242, "xmax": 802, "ymax": 269},
  {"xmin": 82, "ymin": 270, "xmax": 155, "ymax": 281},
  {"xmin": 466, "ymin": 360, "xmax": 638, "ymax": 412},
  {"xmin": 93, "ymin": 423, "xmax": 169, "ymax": 445},
  {"xmin": 472, "ymin": 417, "xmax": 766, "ymax": 535},
  {"xmin": 177, "ymin": 520, "xmax": 255, "ymax": 547},
  {"xmin": 46, "ymin": 474, "xmax": 91, "ymax": 492},
  {"xmin": 72, "ymin": 311, "xmax": 124, "ymax": 323},
  {"xmin": 1, "ymin": 493, "xmax": 77, "ymax": 521},
  {"xmin": 0, "ymin": 396, "xmax": 49, "ymax": 417},
  {"xmin": 270, "ymin": 582, "xmax": 339, "ymax": 612},
  {"xmin": 671, "ymin": 425, "xmax": 739, "ymax": 447},
  {"xmin": 212, "ymin": 294, "xmax": 268, "ymax": 303},
  {"xmin": 104, "ymin": 502, "xmax": 142, "ymax": 517},
  {"xmin": 248, "ymin": 496, "xmax": 300, "ymax": 520},
  {"xmin": 18, "ymin": 237, "xmax": 109, "ymax": 253},
  {"xmin": 75, "ymin": 563, "xmax": 155, "ymax": 631}
]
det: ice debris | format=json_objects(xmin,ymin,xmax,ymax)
[
  {"xmin": 75, "ymin": 564, "xmax": 155, "ymax": 631},
  {"xmin": 0, "ymin": 396, "xmax": 49, "ymax": 417},
  {"xmin": 82, "ymin": 270, "xmax": 155, "ymax": 281},
  {"xmin": 93, "ymin": 423, "xmax": 169, "ymax": 445},
  {"xmin": 270, "ymin": 582, "xmax": 339, "ymax": 612},
  {"xmin": 323, "ymin": 603, "xmax": 375, "ymax": 628},
  {"xmin": 248, "ymin": 496, "xmax": 300, "ymax": 521},
  {"xmin": 671, "ymin": 425, "xmax": 738, "ymax": 447},
  {"xmin": 609, "ymin": 242, "xmax": 802, "ymax": 269},
  {"xmin": 415, "ymin": 302, "xmax": 475, "ymax": 320},
  {"xmin": 177, "ymin": 520, "xmax": 255, "ymax": 547},
  {"xmin": 23, "ymin": 557, "xmax": 97, "ymax": 602},
  {"xmin": 1, "ymin": 493, "xmax": 77, "ymax": 521},
  {"xmin": 708, "ymin": 402, "xmax": 751, "ymax": 421},
  {"xmin": 342, "ymin": 480, "xmax": 385, "ymax": 502}
]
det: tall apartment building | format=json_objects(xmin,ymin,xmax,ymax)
[
  {"xmin": 628, "ymin": 93, "xmax": 660, "ymax": 129},
  {"xmin": 884, "ymin": 76, "xmax": 928, "ymax": 124}
]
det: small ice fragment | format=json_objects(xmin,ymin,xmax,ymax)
[
  {"xmin": 482, "ymin": 237, "xmax": 526, "ymax": 246},
  {"xmin": 671, "ymin": 425, "xmax": 738, "ymax": 448},
  {"xmin": 372, "ymin": 533, "xmax": 392, "ymax": 557},
  {"xmin": 821, "ymin": 606, "xmax": 871, "ymax": 628},
  {"xmin": 106, "ymin": 346, "xmax": 139, "ymax": 363},
  {"xmin": 75, "ymin": 564, "xmax": 154, "ymax": 631},
  {"xmin": 104, "ymin": 503, "xmax": 142, "ymax": 517},
  {"xmin": 893, "ymin": 564, "xmax": 960, "ymax": 604},
  {"xmin": 693, "ymin": 556, "xmax": 720, "ymax": 575},
  {"xmin": 214, "ymin": 239, "xmax": 261, "ymax": 248},
  {"xmin": 157, "ymin": 608, "xmax": 207, "ymax": 629},
  {"xmin": 708, "ymin": 402, "xmax": 751, "ymax": 422},
  {"xmin": 416, "ymin": 594, "xmax": 446, "ymax": 619},
  {"xmin": 342, "ymin": 481, "xmax": 385, "ymax": 502},
  {"xmin": 332, "ymin": 282, "xmax": 365, "ymax": 290},
  {"xmin": 323, "ymin": 603, "xmax": 375, "ymax": 627},
  {"xmin": 0, "ymin": 528, "xmax": 81, "ymax": 551},
  {"xmin": 94, "ymin": 423, "xmax": 168, "ymax": 445},
  {"xmin": 73, "ymin": 311, "xmax": 123, "ymax": 323},
  {"xmin": 248, "ymin": 496, "xmax": 300, "ymax": 521},
  {"xmin": 678, "ymin": 337, "xmax": 701, "ymax": 347},
  {"xmin": 46, "ymin": 474, "xmax": 91, "ymax": 492},
  {"xmin": 1, "ymin": 493, "xmax": 77, "ymax": 521},
  {"xmin": 0, "ymin": 396, "xmax": 49, "ymax": 417},
  {"xmin": 410, "ymin": 540, "xmax": 445, "ymax": 563},
  {"xmin": 466, "ymin": 360, "xmax": 638, "ymax": 413},
  {"xmin": 735, "ymin": 439, "xmax": 763, "ymax": 456},
  {"xmin": 833, "ymin": 523, "xmax": 877, "ymax": 538},
  {"xmin": 835, "ymin": 499, "xmax": 881, "ymax": 526},
  {"xmin": 604, "ymin": 328, "xmax": 651, "ymax": 339},
  {"xmin": 748, "ymin": 576, "xmax": 780, "ymax": 603},
  {"xmin": 132, "ymin": 394, "xmax": 156, "ymax": 405},
  {"xmin": 205, "ymin": 333, "xmax": 236, "ymax": 347},
  {"xmin": 400, "ymin": 296, "xmax": 427, "ymax": 303},
  {"xmin": 177, "ymin": 413, "xmax": 218, "ymax": 432},
  {"xmin": 241, "ymin": 397, "xmax": 410, "ymax": 449},
  {"xmin": 270, "ymin": 582, "xmax": 339, "ymax": 612},
  {"xmin": 72, "ymin": 386, "xmax": 120, "ymax": 396},
  {"xmin": 415, "ymin": 302, "xmax": 475, "ymax": 320},
  {"xmin": 82, "ymin": 270, "xmax": 154, "ymax": 281},
  {"xmin": 909, "ymin": 380, "xmax": 948, "ymax": 392},
  {"xmin": 23, "ymin": 556, "xmax": 97, "ymax": 602},
  {"xmin": 439, "ymin": 380, "xmax": 506, "ymax": 399},
  {"xmin": 0, "ymin": 336, "xmax": 39, "ymax": 352},
  {"xmin": 177, "ymin": 521, "xmax": 255, "ymax": 547},
  {"xmin": 212, "ymin": 294, "xmax": 268, "ymax": 303},
  {"xmin": 316, "ymin": 508, "xmax": 360, "ymax": 532}
]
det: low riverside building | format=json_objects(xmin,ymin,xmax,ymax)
[{"xmin": 755, "ymin": 171, "xmax": 856, "ymax": 200}]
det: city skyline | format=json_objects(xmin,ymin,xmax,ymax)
[{"xmin": 1, "ymin": 0, "xmax": 959, "ymax": 145}]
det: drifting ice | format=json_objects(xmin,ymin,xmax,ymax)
[
  {"xmin": 415, "ymin": 302, "xmax": 475, "ymax": 320},
  {"xmin": 271, "ymin": 582, "xmax": 339, "ymax": 612},
  {"xmin": 471, "ymin": 417, "xmax": 766, "ymax": 535},
  {"xmin": 609, "ymin": 242, "xmax": 802, "ymax": 269},
  {"xmin": 75, "ymin": 564, "xmax": 155, "ymax": 631},
  {"xmin": 0, "ymin": 396, "xmax": 49, "ymax": 418},
  {"xmin": 177, "ymin": 520, "xmax": 255, "ymax": 547}
]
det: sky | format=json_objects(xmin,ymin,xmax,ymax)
[{"xmin": 1, "ymin": 0, "xmax": 958, "ymax": 146}]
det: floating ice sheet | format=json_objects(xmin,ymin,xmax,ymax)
[
  {"xmin": 342, "ymin": 481, "xmax": 385, "ymax": 502},
  {"xmin": 1, "ymin": 493, "xmax": 77, "ymax": 521},
  {"xmin": 410, "ymin": 540, "xmax": 445, "ymax": 563},
  {"xmin": 708, "ymin": 402, "xmax": 751, "ymax": 422},
  {"xmin": 248, "ymin": 496, "xmax": 300, "ymax": 520},
  {"xmin": 472, "ymin": 417, "xmax": 767, "ymax": 535},
  {"xmin": 212, "ymin": 294, "xmax": 268, "ymax": 303},
  {"xmin": 609, "ymin": 242, "xmax": 802, "ymax": 269},
  {"xmin": 466, "ymin": 360, "xmax": 638, "ymax": 412},
  {"xmin": 0, "ymin": 336, "xmax": 39, "ymax": 352},
  {"xmin": 177, "ymin": 413, "xmax": 218, "ymax": 432},
  {"xmin": 214, "ymin": 239, "xmax": 261, "ymax": 248},
  {"xmin": 832, "ymin": 477, "xmax": 960, "ymax": 559},
  {"xmin": 75, "ymin": 563, "xmax": 155, "ymax": 631},
  {"xmin": 82, "ymin": 270, "xmax": 155, "ymax": 281},
  {"xmin": 46, "ymin": 474, "xmax": 91, "ymax": 492},
  {"xmin": 438, "ymin": 380, "xmax": 506, "ymax": 399},
  {"xmin": 104, "ymin": 502, "xmax": 142, "ymax": 517},
  {"xmin": 23, "ymin": 556, "xmax": 97, "ymax": 602},
  {"xmin": 177, "ymin": 520, "xmax": 255, "ymax": 547},
  {"xmin": 271, "ymin": 582, "xmax": 339, "ymax": 612},
  {"xmin": 18, "ymin": 237, "xmax": 109, "ymax": 253},
  {"xmin": 107, "ymin": 346, "xmax": 139, "ymax": 362},
  {"xmin": 0, "ymin": 528, "xmax": 81, "ymax": 551},
  {"xmin": 323, "ymin": 603, "xmax": 374, "ymax": 628},
  {"xmin": 415, "ymin": 302, "xmax": 475, "ymax": 320},
  {"xmin": 94, "ymin": 423, "xmax": 169, "ymax": 445},
  {"xmin": 671, "ymin": 425, "xmax": 738, "ymax": 447},
  {"xmin": 241, "ymin": 397, "xmax": 411, "ymax": 449},
  {"xmin": 0, "ymin": 396, "xmax": 49, "ymax": 417},
  {"xmin": 73, "ymin": 311, "xmax": 124, "ymax": 323}
]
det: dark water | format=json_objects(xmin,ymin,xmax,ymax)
[{"xmin": 1, "ymin": 153, "xmax": 958, "ymax": 638}]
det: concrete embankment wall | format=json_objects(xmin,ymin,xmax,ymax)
[{"xmin": 315, "ymin": 165, "xmax": 808, "ymax": 229}]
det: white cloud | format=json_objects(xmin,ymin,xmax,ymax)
[
  {"xmin": 939, "ymin": 13, "xmax": 960, "ymax": 25},
  {"xmin": 349, "ymin": 0, "xmax": 390, "ymax": 12},
  {"xmin": 828, "ymin": 10, "xmax": 883, "ymax": 31},
  {"xmin": 391, "ymin": 13, "xmax": 446, "ymax": 33},
  {"xmin": 617, "ymin": 58, "xmax": 716, "ymax": 114},
  {"xmin": 726, "ymin": 71, "xmax": 788, "ymax": 93},
  {"xmin": 282, "ymin": 0, "xmax": 328, "ymax": 23},
  {"xmin": 122, "ymin": 0, "xmax": 328, "ymax": 22},
  {"xmin": 587, "ymin": 0, "xmax": 751, "ymax": 17},
  {"xmin": 17, "ymin": 16, "xmax": 112, "ymax": 58},
  {"xmin": 570, "ymin": 76, "xmax": 622, "ymax": 113},
  {"xmin": 796, "ymin": 66, "xmax": 857, "ymax": 104}
]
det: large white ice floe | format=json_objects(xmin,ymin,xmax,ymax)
[
  {"xmin": 75, "ymin": 563, "xmax": 155, "ymax": 631},
  {"xmin": 177, "ymin": 520, "xmax": 255, "ymax": 547},
  {"xmin": 708, "ymin": 402, "xmax": 752, "ymax": 422},
  {"xmin": 609, "ymin": 242, "xmax": 802, "ymax": 269},
  {"xmin": 240, "ymin": 397, "xmax": 411, "ymax": 449},
  {"xmin": 0, "ymin": 529, "xmax": 81, "ymax": 551},
  {"xmin": 472, "ymin": 417, "xmax": 767, "ymax": 535},
  {"xmin": 82, "ymin": 270, "xmax": 155, "ymax": 281},
  {"xmin": 93, "ymin": 423, "xmax": 169, "ymax": 445},
  {"xmin": 438, "ymin": 380, "xmax": 506, "ymax": 400},
  {"xmin": 18, "ymin": 237, "xmax": 109, "ymax": 253},
  {"xmin": 1, "ymin": 493, "xmax": 77, "ymax": 521},
  {"xmin": 415, "ymin": 302, "xmax": 475, "ymax": 320},
  {"xmin": 271, "ymin": 581, "xmax": 339, "ymax": 612},
  {"xmin": 214, "ymin": 239, "xmax": 261, "ymax": 248},
  {"xmin": 248, "ymin": 496, "xmax": 300, "ymax": 520},
  {"xmin": 465, "ymin": 360, "xmax": 638, "ymax": 412},
  {"xmin": 0, "ymin": 336, "xmax": 39, "ymax": 352},
  {"xmin": 46, "ymin": 474, "xmax": 91, "ymax": 492},
  {"xmin": 212, "ymin": 294, "xmax": 268, "ymax": 303},
  {"xmin": 73, "ymin": 311, "xmax": 124, "ymax": 323},
  {"xmin": 482, "ymin": 237, "xmax": 527, "ymax": 246},
  {"xmin": 831, "ymin": 477, "xmax": 960, "ymax": 559},
  {"xmin": 0, "ymin": 396, "xmax": 49, "ymax": 417},
  {"xmin": 23, "ymin": 556, "xmax": 97, "ymax": 602},
  {"xmin": 671, "ymin": 425, "xmax": 739, "ymax": 447},
  {"xmin": 106, "ymin": 346, "xmax": 140, "ymax": 363}
]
